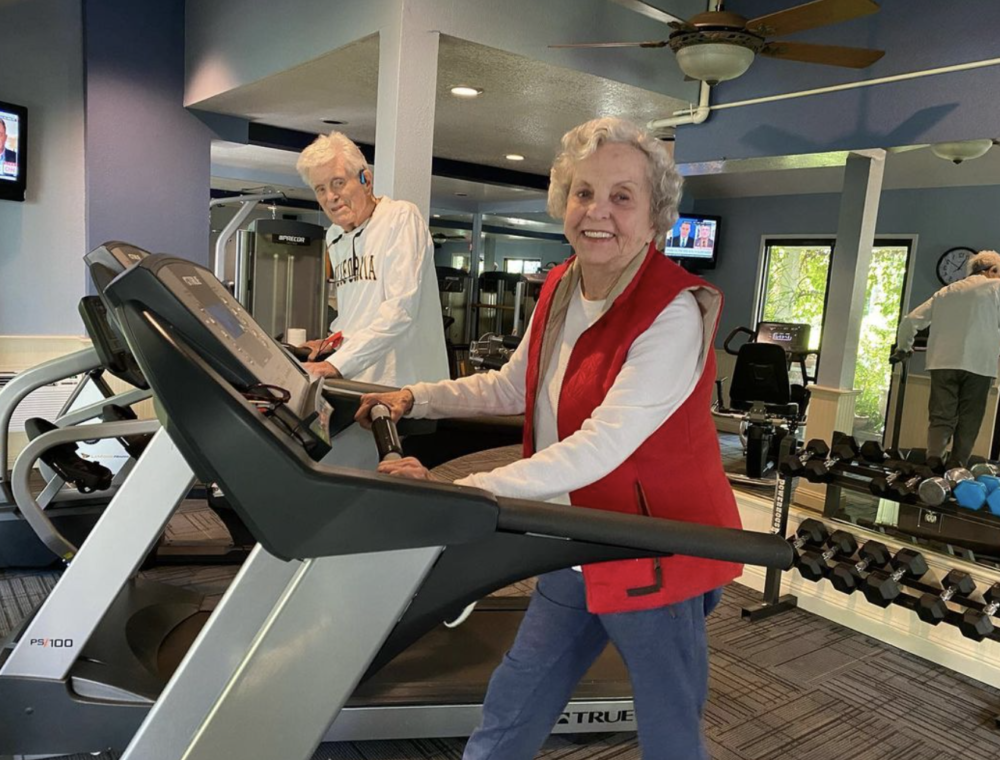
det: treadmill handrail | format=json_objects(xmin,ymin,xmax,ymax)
[
  {"xmin": 11, "ymin": 419, "xmax": 161, "ymax": 560},
  {"xmin": 53, "ymin": 386, "xmax": 152, "ymax": 428},
  {"xmin": 0, "ymin": 347, "xmax": 101, "ymax": 500},
  {"xmin": 497, "ymin": 498, "xmax": 793, "ymax": 569}
]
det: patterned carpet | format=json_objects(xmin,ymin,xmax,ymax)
[
  {"xmin": 4, "ymin": 443, "xmax": 1000, "ymax": 758},
  {"xmin": 3, "ymin": 569, "xmax": 1000, "ymax": 760}
]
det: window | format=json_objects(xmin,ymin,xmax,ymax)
[
  {"xmin": 757, "ymin": 238, "xmax": 912, "ymax": 439},
  {"xmin": 504, "ymin": 258, "xmax": 541, "ymax": 275}
]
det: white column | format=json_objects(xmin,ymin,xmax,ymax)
[
  {"xmin": 374, "ymin": 0, "xmax": 439, "ymax": 219},
  {"xmin": 817, "ymin": 149, "xmax": 886, "ymax": 391}
]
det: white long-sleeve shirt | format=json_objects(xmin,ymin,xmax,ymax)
[
  {"xmin": 325, "ymin": 197, "xmax": 449, "ymax": 386},
  {"xmin": 897, "ymin": 274, "xmax": 1000, "ymax": 378},
  {"xmin": 407, "ymin": 284, "xmax": 703, "ymax": 502}
]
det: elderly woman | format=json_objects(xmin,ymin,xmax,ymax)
[{"xmin": 356, "ymin": 117, "xmax": 741, "ymax": 760}]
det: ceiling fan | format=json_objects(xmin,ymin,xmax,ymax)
[{"xmin": 551, "ymin": 0, "xmax": 885, "ymax": 85}]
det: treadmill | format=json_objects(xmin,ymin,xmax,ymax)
[
  {"xmin": 109, "ymin": 255, "xmax": 790, "ymax": 759},
  {"xmin": 0, "ymin": 251, "xmax": 792, "ymax": 758},
  {"xmin": 0, "ymin": 242, "xmax": 155, "ymax": 566}
]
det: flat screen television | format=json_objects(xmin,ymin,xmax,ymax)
[
  {"xmin": 0, "ymin": 100, "xmax": 27, "ymax": 202},
  {"xmin": 663, "ymin": 213, "xmax": 720, "ymax": 268}
]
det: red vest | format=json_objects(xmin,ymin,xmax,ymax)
[{"xmin": 524, "ymin": 243, "xmax": 742, "ymax": 614}]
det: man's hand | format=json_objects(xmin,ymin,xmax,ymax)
[
  {"xmin": 890, "ymin": 349, "xmax": 913, "ymax": 365},
  {"xmin": 303, "ymin": 361, "xmax": 343, "ymax": 378},
  {"xmin": 377, "ymin": 456, "xmax": 444, "ymax": 482},
  {"xmin": 355, "ymin": 389, "xmax": 414, "ymax": 429},
  {"xmin": 299, "ymin": 338, "xmax": 327, "ymax": 361}
]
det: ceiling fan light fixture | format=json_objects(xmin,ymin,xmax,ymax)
[
  {"xmin": 674, "ymin": 42, "xmax": 755, "ymax": 85},
  {"xmin": 929, "ymin": 139, "xmax": 994, "ymax": 165}
]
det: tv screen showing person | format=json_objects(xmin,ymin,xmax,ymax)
[
  {"xmin": 663, "ymin": 216, "xmax": 719, "ymax": 263},
  {"xmin": 0, "ymin": 114, "xmax": 19, "ymax": 181}
]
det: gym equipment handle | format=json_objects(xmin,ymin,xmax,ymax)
[
  {"xmin": 496, "ymin": 498, "xmax": 794, "ymax": 570},
  {"xmin": 371, "ymin": 404, "xmax": 403, "ymax": 462}
]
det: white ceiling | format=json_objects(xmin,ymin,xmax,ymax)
[{"xmin": 203, "ymin": 33, "xmax": 688, "ymax": 178}]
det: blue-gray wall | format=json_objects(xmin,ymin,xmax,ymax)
[
  {"xmin": 84, "ymin": 0, "xmax": 211, "ymax": 264},
  {"xmin": 678, "ymin": 0, "xmax": 1000, "ymax": 163},
  {"xmin": 696, "ymin": 185, "xmax": 1000, "ymax": 343},
  {"xmin": 0, "ymin": 0, "xmax": 86, "ymax": 335}
]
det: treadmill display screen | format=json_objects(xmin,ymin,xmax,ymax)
[
  {"xmin": 160, "ymin": 264, "xmax": 311, "ymax": 414},
  {"xmin": 206, "ymin": 302, "xmax": 244, "ymax": 339}
]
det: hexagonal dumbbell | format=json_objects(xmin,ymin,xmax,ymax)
[
  {"xmin": 786, "ymin": 518, "xmax": 830, "ymax": 566},
  {"xmin": 797, "ymin": 530, "xmax": 858, "ymax": 582},
  {"xmin": 889, "ymin": 465, "xmax": 935, "ymax": 502},
  {"xmin": 803, "ymin": 436, "xmax": 860, "ymax": 483},
  {"xmin": 919, "ymin": 468, "xmax": 988, "ymax": 510},
  {"xmin": 915, "ymin": 570, "xmax": 976, "ymax": 626},
  {"xmin": 830, "ymin": 541, "xmax": 890, "ymax": 594},
  {"xmin": 869, "ymin": 460, "xmax": 912, "ymax": 498},
  {"xmin": 860, "ymin": 441, "xmax": 906, "ymax": 465},
  {"xmin": 958, "ymin": 583, "xmax": 1000, "ymax": 641},
  {"xmin": 861, "ymin": 548, "xmax": 929, "ymax": 607},
  {"xmin": 779, "ymin": 440, "xmax": 830, "ymax": 478}
]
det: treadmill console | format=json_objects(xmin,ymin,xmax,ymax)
[
  {"xmin": 756, "ymin": 322, "xmax": 812, "ymax": 356},
  {"xmin": 84, "ymin": 241, "xmax": 151, "ymax": 295},
  {"xmin": 158, "ymin": 262, "xmax": 313, "ymax": 415}
]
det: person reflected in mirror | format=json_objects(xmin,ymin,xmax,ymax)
[
  {"xmin": 895, "ymin": 250, "xmax": 1000, "ymax": 466},
  {"xmin": 356, "ymin": 117, "xmax": 741, "ymax": 760},
  {"xmin": 293, "ymin": 131, "xmax": 448, "ymax": 386}
]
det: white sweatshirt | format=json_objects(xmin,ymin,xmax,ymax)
[
  {"xmin": 407, "ymin": 283, "xmax": 703, "ymax": 502},
  {"xmin": 897, "ymin": 274, "xmax": 1000, "ymax": 378},
  {"xmin": 325, "ymin": 197, "xmax": 449, "ymax": 386}
]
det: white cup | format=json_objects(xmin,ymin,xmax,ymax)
[{"xmin": 286, "ymin": 327, "xmax": 307, "ymax": 345}]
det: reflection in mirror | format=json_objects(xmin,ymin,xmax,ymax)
[{"xmin": 700, "ymin": 139, "xmax": 1000, "ymax": 572}]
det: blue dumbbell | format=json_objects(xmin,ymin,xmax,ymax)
[
  {"xmin": 972, "ymin": 463, "xmax": 1000, "ymax": 495},
  {"xmin": 918, "ymin": 469, "xmax": 988, "ymax": 510}
]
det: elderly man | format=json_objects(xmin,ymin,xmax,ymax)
[
  {"xmin": 896, "ymin": 250, "xmax": 1000, "ymax": 466},
  {"xmin": 294, "ymin": 131, "xmax": 448, "ymax": 387}
]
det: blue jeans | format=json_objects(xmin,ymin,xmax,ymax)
[{"xmin": 463, "ymin": 569, "xmax": 722, "ymax": 760}]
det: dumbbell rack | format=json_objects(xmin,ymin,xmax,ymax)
[{"xmin": 741, "ymin": 473, "xmax": 800, "ymax": 621}]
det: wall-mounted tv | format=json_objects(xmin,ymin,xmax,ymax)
[
  {"xmin": 663, "ymin": 213, "xmax": 720, "ymax": 268},
  {"xmin": 0, "ymin": 100, "xmax": 27, "ymax": 202}
]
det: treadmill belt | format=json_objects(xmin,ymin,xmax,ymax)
[{"xmin": 348, "ymin": 607, "xmax": 631, "ymax": 706}]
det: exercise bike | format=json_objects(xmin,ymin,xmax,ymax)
[{"xmin": 713, "ymin": 322, "xmax": 818, "ymax": 482}]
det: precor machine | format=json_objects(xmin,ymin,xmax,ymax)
[
  {"xmin": 0, "ymin": 252, "xmax": 791, "ymax": 759},
  {"xmin": 212, "ymin": 191, "xmax": 328, "ymax": 341}
]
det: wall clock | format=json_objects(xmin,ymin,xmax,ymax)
[{"xmin": 937, "ymin": 246, "xmax": 977, "ymax": 285}]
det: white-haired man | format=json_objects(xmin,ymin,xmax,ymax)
[
  {"xmin": 896, "ymin": 250, "xmax": 1000, "ymax": 466},
  {"xmin": 294, "ymin": 131, "xmax": 448, "ymax": 387}
]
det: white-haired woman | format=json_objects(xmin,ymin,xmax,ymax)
[
  {"xmin": 896, "ymin": 249, "xmax": 1000, "ymax": 466},
  {"xmin": 357, "ymin": 117, "xmax": 741, "ymax": 759},
  {"xmin": 293, "ymin": 130, "xmax": 448, "ymax": 387}
]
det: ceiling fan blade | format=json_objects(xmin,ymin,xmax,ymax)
[
  {"xmin": 761, "ymin": 41, "xmax": 885, "ymax": 68},
  {"xmin": 747, "ymin": 0, "xmax": 880, "ymax": 38},
  {"xmin": 549, "ymin": 40, "xmax": 669, "ymax": 49},
  {"xmin": 608, "ymin": 0, "xmax": 687, "ymax": 26}
]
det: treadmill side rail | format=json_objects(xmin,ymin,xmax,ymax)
[
  {"xmin": 0, "ymin": 429, "xmax": 194, "ymax": 680},
  {"xmin": 122, "ymin": 546, "xmax": 443, "ymax": 760}
]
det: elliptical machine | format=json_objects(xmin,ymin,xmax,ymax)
[{"xmin": 713, "ymin": 322, "xmax": 819, "ymax": 482}]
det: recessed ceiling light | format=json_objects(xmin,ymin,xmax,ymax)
[
  {"xmin": 432, "ymin": 213, "xmax": 441, "ymax": 218},
  {"xmin": 322, "ymin": 119, "xmax": 346, "ymax": 125},
  {"xmin": 505, "ymin": 154, "xmax": 525, "ymax": 161},
  {"xmin": 450, "ymin": 86, "xmax": 483, "ymax": 98}
]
